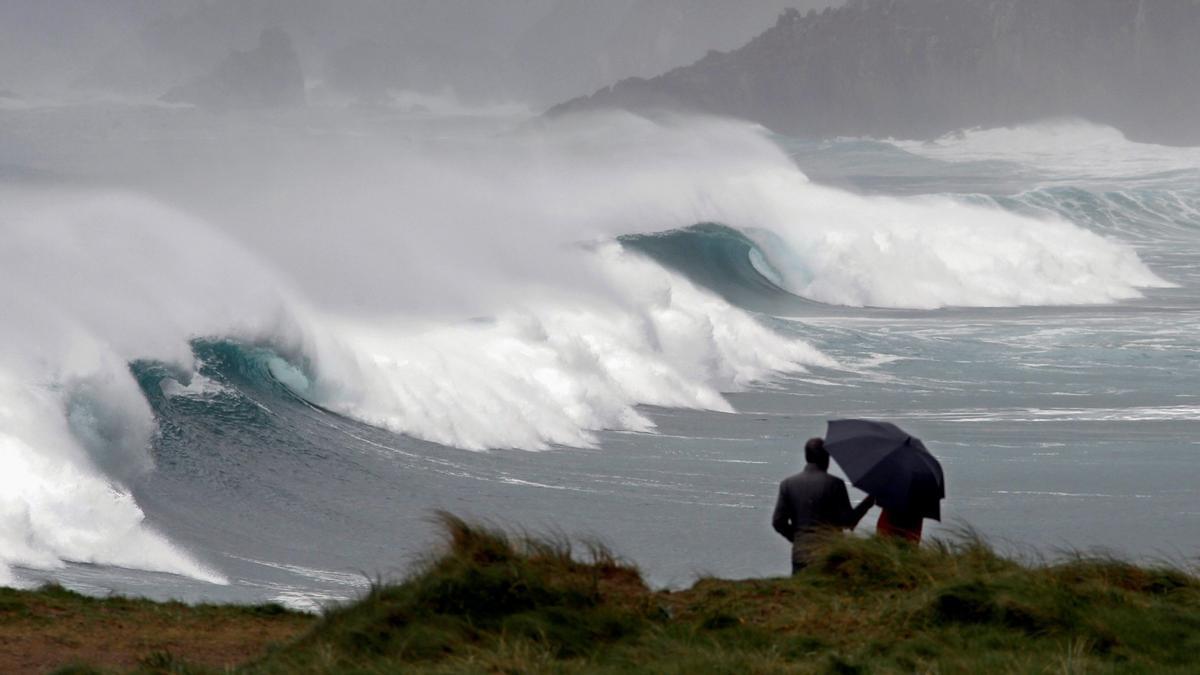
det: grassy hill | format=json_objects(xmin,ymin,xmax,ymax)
[{"xmin": 8, "ymin": 513, "xmax": 1200, "ymax": 673}]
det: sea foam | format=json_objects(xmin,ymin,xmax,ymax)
[
  {"xmin": 890, "ymin": 119, "xmax": 1200, "ymax": 180},
  {"xmin": 0, "ymin": 113, "xmax": 1173, "ymax": 583}
]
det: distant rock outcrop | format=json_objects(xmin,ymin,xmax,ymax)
[
  {"xmin": 551, "ymin": 0, "xmax": 1200, "ymax": 145},
  {"xmin": 163, "ymin": 28, "xmax": 305, "ymax": 109}
]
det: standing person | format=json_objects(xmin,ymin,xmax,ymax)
[
  {"xmin": 876, "ymin": 508, "xmax": 923, "ymax": 543},
  {"xmin": 823, "ymin": 419, "xmax": 944, "ymax": 547},
  {"xmin": 772, "ymin": 437, "xmax": 875, "ymax": 574}
]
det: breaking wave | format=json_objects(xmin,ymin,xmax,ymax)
[
  {"xmin": 0, "ymin": 113, "xmax": 1173, "ymax": 585},
  {"xmin": 622, "ymin": 196, "xmax": 1169, "ymax": 311},
  {"xmin": 891, "ymin": 120, "xmax": 1200, "ymax": 182},
  {"xmin": 619, "ymin": 223, "xmax": 799, "ymax": 310},
  {"xmin": 0, "ymin": 185, "xmax": 826, "ymax": 584}
]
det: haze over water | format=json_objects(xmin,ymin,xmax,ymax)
[{"xmin": 1, "ymin": 1, "xmax": 1198, "ymax": 610}]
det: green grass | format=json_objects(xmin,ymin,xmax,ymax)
[
  {"xmin": 235, "ymin": 514, "xmax": 1200, "ymax": 674},
  {"xmin": 0, "ymin": 582, "xmax": 310, "ymax": 675},
  {"xmin": 15, "ymin": 513, "xmax": 1200, "ymax": 674}
]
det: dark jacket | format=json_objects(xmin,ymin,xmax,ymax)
[{"xmin": 772, "ymin": 464, "xmax": 872, "ymax": 564}]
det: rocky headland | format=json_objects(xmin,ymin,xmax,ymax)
[{"xmin": 552, "ymin": 0, "xmax": 1200, "ymax": 145}]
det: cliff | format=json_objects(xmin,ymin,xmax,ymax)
[
  {"xmin": 163, "ymin": 28, "xmax": 306, "ymax": 110},
  {"xmin": 551, "ymin": 0, "xmax": 1200, "ymax": 145}
]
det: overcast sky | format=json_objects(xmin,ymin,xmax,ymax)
[{"xmin": 0, "ymin": 0, "xmax": 840, "ymax": 104}]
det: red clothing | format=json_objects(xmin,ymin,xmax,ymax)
[{"xmin": 877, "ymin": 509, "xmax": 923, "ymax": 543}]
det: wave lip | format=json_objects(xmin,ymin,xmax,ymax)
[
  {"xmin": 737, "ymin": 185, "xmax": 1170, "ymax": 310},
  {"xmin": 299, "ymin": 244, "xmax": 835, "ymax": 451},
  {"xmin": 0, "ymin": 377, "xmax": 226, "ymax": 587},
  {"xmin": 0, "ymin": 112, "xmax": 1182, "ymax": 591},
  {"xmin": 621, "ymin": 204, "xmax": 1170, "ymax": 311},
  {"xmin": 619, "ymin": 223, "xmax": 799, "ymax": 311},
  {"xmin": 0, "ymin": 190, "xmax": 296, "ymax": 588}
]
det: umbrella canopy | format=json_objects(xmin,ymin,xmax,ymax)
[{"xmin": 825, "ymin": 419, "xmax": 945, "ymax": 521}]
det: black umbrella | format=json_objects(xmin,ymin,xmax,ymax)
[{"xmin": 825, "ymin": 419, "xmax": 945, "ymax": 521}]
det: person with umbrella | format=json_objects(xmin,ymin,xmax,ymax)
[
  {"xmin": 824, "ymin": 419, "xmax": 945, "ymax": 544},
  {"xmin": 772, "ymin": 437, "xmax": 876, "ymax": 573}
]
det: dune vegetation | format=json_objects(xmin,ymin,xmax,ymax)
[
  {"xmin": 10, "ymin": 512, "xmax": 1200, "ymax": 674},
  {"xmin": 0, "ymin": 584, "xmax": 307, "ymax": 674}
]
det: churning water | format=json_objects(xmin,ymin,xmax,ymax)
[{"xmin": 1, "ymin": 105, "xmax": 1196, "ymax": 607}]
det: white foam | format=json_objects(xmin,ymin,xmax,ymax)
[
  {"xmin": 0, "ymin": 112, "xmax": 1176, "ymax": 585},
  {"xmin": 160, "ymin": 372, "xmax": 232, "ymax": 399},
  {"xmin": 891, "ymin": 119, "xmax": 1200, "ymax": 179},
  {"xmin": 739, "ymin": 180, "xmax": 1171, "ymax": 308},
  {"xmin": 0, "ymin": 170, "xmax": 829, "ymax": 583},
  {"xmin": 0, "ymin": 190, "xmax": 290, "ymax": 586},
  {"xmin": 905, "ymin": 406, "xmax": 1200, "ymax": 422},
  {"xmin": 0, "ymin": 377, "xmax": 226, "ymax": 585},
  {"xmin": 995, "ymin": 491, "xmax": 1153, "ymax": 500},
  {"xmin": 305, "ymin": 245, "xmax": 832, "ymax": 450}
]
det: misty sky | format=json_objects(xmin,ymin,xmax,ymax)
[{"xmin": 0, "ymin": 0, "xmax": 840, "ymax": 104}]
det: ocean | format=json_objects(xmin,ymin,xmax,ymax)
[{"xmin": 1, "ymin": 101, "xmax": 1196, "ymax": 609}]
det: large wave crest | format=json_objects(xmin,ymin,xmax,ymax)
[{"xmin": 0, "ymin": 113, "xmax": 1172, "ymax": 584}]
